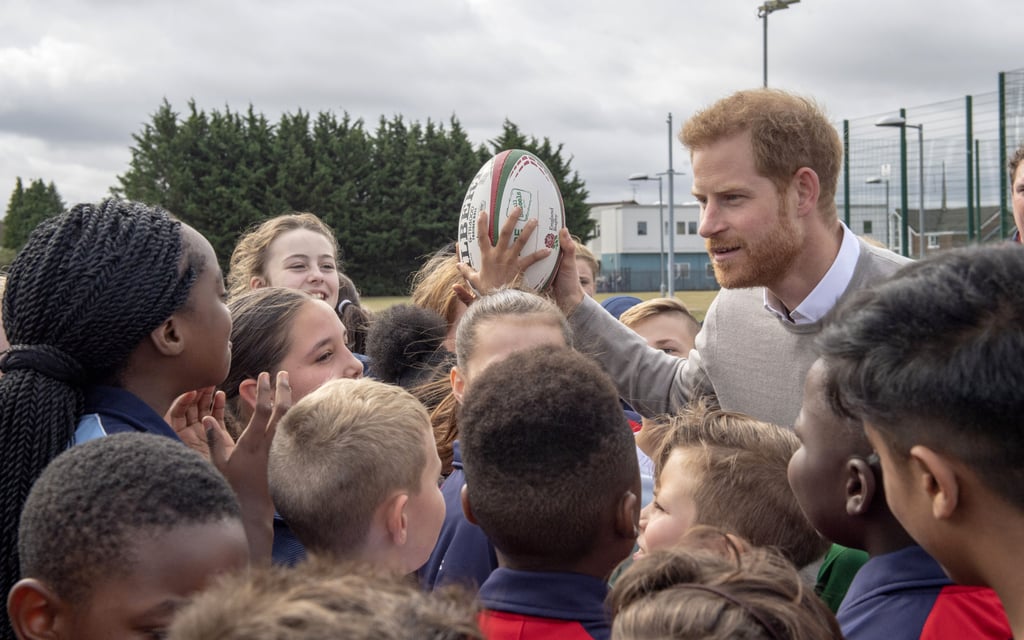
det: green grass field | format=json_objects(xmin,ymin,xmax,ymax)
[{"xmin": 362, "ymin": 290, "xmax": 720, "ymax": 322}]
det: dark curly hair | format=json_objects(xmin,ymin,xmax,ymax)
[
  {"xmin": 18, "ymin": 433, "xmax": 241, "ymax": 603},
  {"xmin": 459, "ymin": 347, "xmax": 637, "ymax": 564}
]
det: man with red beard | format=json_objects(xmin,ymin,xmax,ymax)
[{"xmin": 463, "ymin": 88, "xmax": 909, "ymax": 429}]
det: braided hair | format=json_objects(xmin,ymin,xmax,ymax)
[{"xmin": 0, "ymin": 199, "xmax": 201, "ymax": 636}]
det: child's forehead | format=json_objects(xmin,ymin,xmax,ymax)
[
  {"xmin": 657, "ymin": 445, "xmax": 708, "ymax": 482},
  {"xmin": 70, "ymin": 519, "xmax": 249, "ymax": 630}
]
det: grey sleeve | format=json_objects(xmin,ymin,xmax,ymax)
[{"xmin": 568, "ymin": 296, "xmax": 707, "ymax": 417}]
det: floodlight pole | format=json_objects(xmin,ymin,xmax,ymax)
[
  {"xmin": 627, "ymin": 173, "xmax": 666, "ymax": 295},
  {"xmin": 667, "ymin": 113, "xmax": 676, "ymax": 297},
  {"xmin": 876, "ymin": 115, "xmax": 925, "ymax": 258},
  {"xmin": 757, "ymin": 0, "xmax": 800, "ymax": 87}
]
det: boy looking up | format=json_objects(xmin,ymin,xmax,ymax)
[
  {"xmin": 638, "ymin": 401, "xmax": 827, "ymax": 571},
  {"xmin": 459, "ymin": 348, "xmax": 640, "ymax": 640},
  {"xmin": 789, "ymin": 359, "xmax": 1010, "ymax": 638},
  {"xmin": 817, "ymin": 244, "xmax": 1024, "ymax": 638}
]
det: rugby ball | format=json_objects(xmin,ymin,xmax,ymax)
[{"xmin": 457, "ymin": 149, "xmax": 565, "ymax": 291}]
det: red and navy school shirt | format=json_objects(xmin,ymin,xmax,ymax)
[
  {"xmin": 477, "ymin": 568, "xmax": 611, "ymax": 640},
  {"xmin": 837, "ymin": 544, "xmax": 1011, "ymax": 639}
]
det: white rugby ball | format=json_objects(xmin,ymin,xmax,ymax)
[{"xmin": 457, "ymin": 149, "xmax": 565, "ymax": 291}]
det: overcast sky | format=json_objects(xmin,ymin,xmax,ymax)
[{"xmin": 1, "ymin": 0, "xmax": 1019, "ymax": 217}]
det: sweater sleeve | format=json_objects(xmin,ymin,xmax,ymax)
[{"xmin": 568, "ymin": 295, "xmax": 705, "ymax": 417}]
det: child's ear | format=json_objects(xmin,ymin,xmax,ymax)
[
  {"xmin": 460, "ymin": 484, "xmax": 479, "ymax": 525},
  {"xmin": 909, "ymin": 445, "xmax": 960, "ymax": 520},
  {"xmin": 845, "ymin": 457, "xmax": 877, "ymax": 516},
  {"xmin": 614, "ymin": 489, "xmax": 640, "ymax": 540},
  {"xmin": 7, "ymin": 578, "xmax": 65, "ymax": 639},
  {"xmin": 237, "ymin": 378, "xmax": 259, "ymax": 413},
  {"xmin": 249, "ymin": 275, "xmax": 267, "ymax": 290},
  {"xmin": 450, "ymin": 367, "xmax": 468, "ymax": 405},
  {"xmin": 148, "ymin": 315, "xmax": 186, "ymax": 357},
  {"xmin": 382, "ymin": 492, "xmax": 411, "ymax": 546}
]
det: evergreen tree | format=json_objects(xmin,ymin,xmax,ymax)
[
  {"xmin": 114, "ymin": 102, "xmax": 591, "ymax": 294},
  {"xmin": 3, "ymin": 178, "xmax": 65, "ymax": 250},
  {"xmin": 488, "ymin": 120, "xmax": 594, "ymax": 241},
  {"xmin": 117, "ymin": 101, "xmax": 271, "ymax": 270},
  {"xmin": 309, "ymin": 111, "xmax": 372, "ymax": 275},
  {"xmin": 270, "ymin": 110, "xmax": 316, "ymax": 215}
]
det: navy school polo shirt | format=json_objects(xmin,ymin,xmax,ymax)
[{"xmin": 478, "ymin": 568, "xmax": 612, "ymax": 640}]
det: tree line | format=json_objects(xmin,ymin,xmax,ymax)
[{"xmin": 3, "ymin": 100, "xmax": 592, "ymax": 295}]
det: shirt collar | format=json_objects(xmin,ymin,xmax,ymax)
[
  {"xmin": 764, "ymin": 223, "xmax": 861, "ymax": 325},
  {"xmin": 479, "ymin": 568, "xmax": 609, "ymax": 623}
]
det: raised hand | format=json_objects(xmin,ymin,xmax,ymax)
[
  {"xmin": 166, "ymin": 386, "xmax": 227, "ymax": 460},
  {"xmin": 208, "ymin": 371, "xmax": 292, "ymax": 565},
  {"xmin": 456, "ymin": 206, "xmax": 550, "ymax": 294}
]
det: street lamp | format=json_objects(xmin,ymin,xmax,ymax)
[
  {"xmin": 865, "ymin": 175, "xmax": 891, "ymax": 250},
  {"xmin": 628, "ymin": 173, "xmax": 666, "ymax": 296},
  {"xmin": 757, "ymin": 0, "xmax": 800, "ymax": 88},
  {"xmin": 876, "ymin": 114, "xmax": 925, "ymax": 258},
  {"xmin": 666, "ymin": 113, "xmax": 677, "ymax": 297}
]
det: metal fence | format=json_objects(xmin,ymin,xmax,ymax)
[{"xmin": 838, "ymin": 67, "xmax": 1023, "ymax": 257}]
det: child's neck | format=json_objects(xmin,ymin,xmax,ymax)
[
  {"xmin": 950, "ymin": 500, "xmax": 1024, "ymax": 639},
  {"xmin": 862, "ymin": 518, "xmax": 918, "ymax": 558},
  {"xmin": 122, "ymin": 379, "xmax": 178, "ymax": 421},
  {"xmin": 497, "ymin": 551, "xmax": 617, "ymax": 581},
  {"xmin": 985, "ymin": 559, "xmax": 1024, "ymax": 639}
]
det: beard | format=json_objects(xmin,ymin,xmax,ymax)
[{"xmin": 707, "ymin": 201, "xmax": 803, "ymax": 289}]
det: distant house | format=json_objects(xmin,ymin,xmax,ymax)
[
  {"xmin": 844, "ymin": 202, "xmax": 1003, "ymax": 256},
  {"xmin": 585, "ymin": 201, "xmax": 718, "ymax": 292}
]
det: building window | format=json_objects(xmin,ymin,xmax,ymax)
[
  {"xmin": 863, "ymin": 220, "xmax": 873, "ymax": 235},
  {"xmin": 676, "ymin": 221, "xmax": 686, "ymax": 235},
  {"xmin": 706, "ymin": 263, "xmax": 715, "ymax": 278},
  {"xmin": 927, "ymin": 234, "xmax": 940, "ymax": 249},
  {"xmin": 688, "ymin": 221, "xmax": 698, "ymax": 235},
  {"xmin": 676, "ymin": 263, "xmax": 691, "ymax": 279},
  {"xmin": 637, "ymin": 221, "xmax": 647, "ymax": 236}
]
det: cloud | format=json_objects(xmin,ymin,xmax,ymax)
[{"xmin": 0, "ymin": 0, "xmax": 1020, "ymax": 210}]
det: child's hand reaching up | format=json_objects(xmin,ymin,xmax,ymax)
[
  {"xmin": 167, "ymin": 386, "xmax": 228, "ymax": 460},
  {"xmin": 209, "ymin": 371, "xmax": 292, "ymax": 566}
]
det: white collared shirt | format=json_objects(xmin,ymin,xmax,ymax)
[{"xmin": 764, "ymin": 223, "xmax": 861, "ymax": 325}]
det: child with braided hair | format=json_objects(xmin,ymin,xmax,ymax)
[
  {"xmin": 0, "ymin": 199, "xmax": 285, "ymax": 638},
  {"xmin": 0, "ymin": 273, "xmax": 8, "ymax": 367}
]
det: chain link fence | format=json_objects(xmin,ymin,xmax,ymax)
[{"xmin": 838, "ymin": 67, "xmax": 1023, "ymax": 257}]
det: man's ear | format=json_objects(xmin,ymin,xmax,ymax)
[
  {"xmin": 460, "ymin": 484, "xmax": 479, "ymax": 525},
  {"xmin": 614, "ymin": 489, "xmax": 640, "ymax": 540},
  {"xmin": 909, "ymin": 445, "xmax": 960, "ymax": 520},
  {"xmin": 249, "ymin": 275, "xmax": 267, "ymax": 290},
  {"xmin": 845, "ymin": 457, "xmax": 877, "ymax": 516},
  {"xmin": 792, "ymin": 166, "xmax": 821, "ymax": 218},
  {"xmin": 381, "ymin": 492, "xmax": 410, "ymax": 546},
  {"xmin": 7, "ymin": 578, "xmax": 64, "ymax": 640},
  {"xmin": 450, "ymin": 366, "xmax": 468, "ymax": 405},
  {"xmin": 148, "ymin": 315, "xmax": 185, "ymax": 357}
]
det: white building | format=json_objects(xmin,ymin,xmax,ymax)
[{"xmin": 585, "ymin": 201, "xmax": 718, "ymax": 292}]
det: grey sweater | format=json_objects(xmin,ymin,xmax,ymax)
[{"xmin": 570, "ymin": 240, "xmax": 910, "ymax": 428}]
